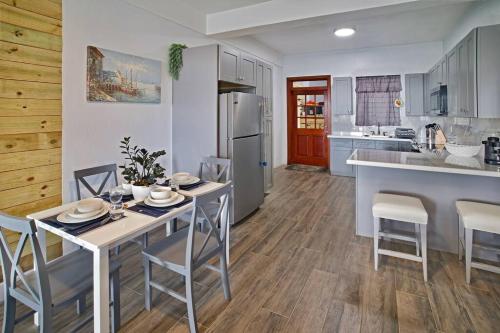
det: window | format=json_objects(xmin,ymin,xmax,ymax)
[{"xmin": 355, "ymin": 75, "xmax": 402, "ymax": 126}]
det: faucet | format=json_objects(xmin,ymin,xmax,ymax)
[{"xmin": 377, "ymin": 122, "xmax": 381, "ymax": 135}]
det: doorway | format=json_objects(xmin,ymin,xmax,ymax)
[{"xmin": 287, "ymin": 75, "xmax": 330, "ymax": 167}]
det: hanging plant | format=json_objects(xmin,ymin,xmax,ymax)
[{"xmin": 168, "ymin": 43, "xmax": 187, "ymax": 80}]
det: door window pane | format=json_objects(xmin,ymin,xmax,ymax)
[
  {"xmin": 305, "ymin": 106, "xmax": 315, "ymax": 116},
  {"xmin": 297, "ymin": 95, "xmax": 305, "ymax": 106},
  {"xmin": 306, "ymin": 119, "xmax": 315, "ymax": 129},
  {"xmin": 316, "ymin": 118, "xmax": 324, "ymax": 129},
  {"xmin": 306, "ymin": 95, "xmax": 315, "ymax": 106},
  {"xmin": 316, "ymin": 95, "xmax": 324, "ymax": 105},
  {"xmin": 316, "ymin": 106, "xmax": 324, "ymax": 117},
  {"xmin": 292, "ymin": 80, "xmax": 327, "ymax": 88},
  {"xmin": 297, "ymin": 106, "xmax": 305, "ymax": 117},
  {"xmin": 298, "ymin": 118, "xmax": 306, "ymax": 129}
]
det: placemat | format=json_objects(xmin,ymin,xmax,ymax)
[
  {"xmin": 99, "ymin": 192, "xmax": 134, "ymax": 203},
  {"xmin": 39, "ymin": 212, "xmax": 126, "ymax": 236},
  {"xmin": 159, "ymin": 180, "xmax": 207, "ymax": 191},
  {"xmin": 127, "ymin": 197, "xmax": 193, "ymax": 218}
]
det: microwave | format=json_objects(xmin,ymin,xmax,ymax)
[{"xmin": 430, "ymin": 85, "xmax": 447, "ymax": 116}]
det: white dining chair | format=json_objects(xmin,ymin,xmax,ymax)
[{"xmin": 142, "ymin": 182, "xmax": 232, "ymax": 333}]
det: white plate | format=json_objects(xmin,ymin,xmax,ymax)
[
  {"xmin": 118, "ymin": 185, "xmax": 133, "ymax": 196},
  {"xmin": 175, "ymin": 176, "xmax": 200, "ymax": 186},
  {"xmin": 57, "ymin": 206, "xmax": 108, "ymax": 224},
  {"xmin": 67, "ymin": 204, "xmax": 104, "ymax": 219},
  {"xmin": 144, "ymin": 194, "xmax": 185, "ymax": 208},
  {"xmin": 148, "ymin": 192, "xmax": 179, "ymax": 204}
]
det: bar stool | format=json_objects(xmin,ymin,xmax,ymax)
[
  {"xmin": 456, "ymin": 201, "xmax": 500, "ymax": 284},
  {"xmin": 373, "ymin": 193, "xmax": 429, "ymax": 281}
]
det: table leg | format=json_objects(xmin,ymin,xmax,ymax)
[
  {"xmin": 34, "ymin": 226, "xmax": 47, "ymax": 326},
  {"xmin": 94, "ymin": 247, "xmax": 110, "ymax": 333}
]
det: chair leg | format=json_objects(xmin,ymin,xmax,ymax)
[
  {"xmin": 220, "ymin": 251, "xmax": 231, "ymax": 300},
  {"xmin": 421, "ymin": 224, "xmax": 428, "ymax": 282},
  {"xmin": 465, "ymin": 228, "xmax": 473, "ymax": 284},
  {"xmin": 76, "ymin": 294, "xmax": 86, "ymax": 315},
  {"xmin": 144, "ymin": 257, "xmax": 152, "ymax": 311},
  {"xmin": 111, "ymin": 271, "xmax": 121, "ymax": 333},
  {"xmin": 373, "ymin": 217, "xmax": 380, "ymax": 271},
  {"xmin": 415, "ymin": 224, "xmax": 420, "ymax": 256},
  {"xmin": 2, "ymin": 294, "xmax": 16, "ymax": 333},
  {"xmin": 142, "ymin": 233, "xmax": 149, "ymax": 249},
  {"xmin": 186, "ymin": 271, "xmax": 199, "ymax": 333},
  {"xmin": 38, "ymin": 302, "xmax": 53, "ymax": 333},
  {"xmin": 226, "ymin": 221, "xmax": 230, "ymax": 266}
]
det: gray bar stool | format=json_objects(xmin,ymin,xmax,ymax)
[
  {"xmin": 373, "ymin": 193, "xmax": 429, "ymax": 281},
  {"xmin": 456, "ymin": 201, "xmax": 500, "ymax": 284}
]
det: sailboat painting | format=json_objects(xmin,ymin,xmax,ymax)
[{"xmin": 87, "ymin": 46, "xmax": 161, "ymax": 103}]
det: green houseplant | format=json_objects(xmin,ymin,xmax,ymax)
[
  {"xmin": 119, "ymin": 137, "xmax": 166, "ymax": 200},
  {"xmin": 168, "ymin": 43, "xmax": 187, "ymax": 80}
]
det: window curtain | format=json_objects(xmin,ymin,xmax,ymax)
[{"xmin": 355, "ymin": 75, "xmax": 402, "ymax": 126}]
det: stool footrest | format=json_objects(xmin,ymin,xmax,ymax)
[
  {"xmin": 378, "ymin": 249, "xmax": 423, "ymax": 263},
  {"xmin": 471, "ymin": 261, "xmax": 500, "ymax": 275},
  {"xmin": 379, "ymin": 231, "xmax": 417, "ymax": 244}
]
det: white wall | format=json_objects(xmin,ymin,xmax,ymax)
[
  {"xmin": 279, "ymin": 41, "xmax": 443, "ymax": 165},
  {"xmin": 63, "ymin": 0, "xmax": 283, "ymax": 202},
  {"xmin": 444, "ymin": 0, "xmax": 500, "ymax": 53}
]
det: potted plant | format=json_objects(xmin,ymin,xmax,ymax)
[{"xmin": 119, "ymin": 137, "xmax": 166, "ymax": 201}]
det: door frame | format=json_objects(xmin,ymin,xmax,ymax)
[{"xmin": 287, "ymin": 75, "xmax": 331, "ymax": 166}]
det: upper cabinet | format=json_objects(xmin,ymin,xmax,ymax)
[
  {"xmin": 218, "ymin": 45, "xmax": 257, "ymax": 87},
  {"xmin": 332, "ymin": 77, "xmax": 353, "ymax": 115},
  {"xmin": 256, "ymin": 61, "xmax": 273, "ymax": 117},
  {"xmin": 447, "ymin": 46, "xmax": 459, "ymax": 116},
  {"xmin": 457, "ymin": 29, "xmax": 477, "ymax": 117},
  {"xmin": 477, "ymin": 25, "xmax": 500, "ymax": 118},
  {"xmin": 405, "ymin": 73, "xmax": 425, "ymax": 117}
]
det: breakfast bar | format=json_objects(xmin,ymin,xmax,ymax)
[{"xmin": 347, "ymin": 149, "xmax": 500, "ymax": 257}]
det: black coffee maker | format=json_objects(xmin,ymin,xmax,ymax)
[{"xmin": 482, "ymin": 137, "xmax": 500, "ymax": 165}]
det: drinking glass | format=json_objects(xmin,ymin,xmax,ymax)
[
  {"xmin": 170, "ymin": 178, "xmax": 178, "ymax": 192},
  {"xmin": 109, "ymin": 187, "xmax": 124, "ymax": 220}
]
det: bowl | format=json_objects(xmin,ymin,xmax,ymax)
[
  {"xmin": 150, "ymin": 187, "xmax": 171, "ymax": 200},
  {"xmin": 122, "ymin": 182, "xmax": 132, "ymax": 191},
  {"xmin": 172, "ymin": 172, "xmax": 190, "ymax": 182},
  {"xmin": 77, "ymin": 198, "xmax": 103, "ymax": 213},
  {"xmin": 445, "ymin": 143, "xmax": 481, "ymax": 157}
]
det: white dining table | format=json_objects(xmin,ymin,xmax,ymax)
[{"xmin": 27, "ymin": 181, "xmax": 225, "ymax": 333}]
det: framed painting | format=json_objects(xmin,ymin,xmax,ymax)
[{"xmin": 87, "ymin": 46, "xmax": 161, "ymax": 103}]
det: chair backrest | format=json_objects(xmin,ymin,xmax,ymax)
[
  {"xmin": 0, "ymin": 212, "xmax": 51, "ymax": 312},
  {"xmin": 198, "ymin": 157, "xmax": 231, "ymax": 183},
  {"xmin": 74, "ymin": 163, "xmax": 118, "ymax": 200},
  {"xmin": 186, "ymin": 182, "xmax": 232, "ymax": 268}
]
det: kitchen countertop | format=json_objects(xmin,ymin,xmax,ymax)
[
  {"xmin": 347, "ymin": 149, "xmax": 500, "ymax": 178},
  {"xmin": 328, "ymin": 132, "xmax": 412, "ymax": 142}
]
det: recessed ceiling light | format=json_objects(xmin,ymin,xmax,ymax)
[{"xmin": 333, "ymin": 27, "xmax": 356, "ymax": 37}]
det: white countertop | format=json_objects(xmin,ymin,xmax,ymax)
[
  {"xmin": 347, "ymin": 149, "xmax": 500, "ymax": 178},
  {"xmin": 328, "ymin": 132, "xmax": 412, "ymax": 142}
]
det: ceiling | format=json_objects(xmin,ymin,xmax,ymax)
[
  {"xmin": 251, "ymin": 2, "xmax": 473, "ymax": 54},
  {"xmin": 181, "ymin": 0, "xmax": 271, "ymax": 14}
]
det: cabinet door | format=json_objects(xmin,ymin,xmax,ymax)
[
  {"xmin": 239, "ymin": 52, "xmax": 257, "ymax": 86},
  {"xmin": 263, "ymin": 64, "xmax": 273, "ymax": 117},
  {"xmin": 405, "ymin": 73, "xmax": 424, "ymax": 116},
  {"xmin": 332, "ymin": 77, "xmax": 353, "ymax": 115},
  {"xmin": 256, "ymin": 61, "xmax": 264, "ymax": 96},
  {"xmin": 477, "ymin": 25, "xmax": 500, "ymax": 118},
  {"xmin": 263, "ymin": 117, "xmax": 273, "ymax": 192},
  {"xmin": 457, "ymin": 40, "xmax": 468, "ymax": 116},
  {"xmin": 219, "ymin": 46, "xmax": 239, "ymax": 84},
  {"xmin": 464, "ymin": 30, "xmax": 477, "ymax": 117},
  {"xmin": 331, "ymin": 148, "xmax": 354, "ymax": 177},
  {"xmin": 447, "ymin": 47, "xmax": 459, "ymax": 116},
  {"xmin": 423, "ymin": 73, "xmax": 430, "ymax": 115},
  {"xmin": 440, "ymin": 57, "xmax": 447, "ymax": 85}
]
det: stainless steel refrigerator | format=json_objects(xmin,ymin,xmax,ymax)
[{"xmin": 219, "ymin": 92, "xmax": 264, "ymax": 224}]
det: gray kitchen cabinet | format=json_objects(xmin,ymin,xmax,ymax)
[
  {"xmin": 353, "ymin": 139, "xmax": 376, "ymax": 149},
  {"xmin": 376, "ymin": 141, "xmax": 399, "ymax": 151},
  {"xmin": 330, "ymin": 143, "xmax": 354, "ymax": 177},
  {"xmin": 263, "ymin": 117, "xmax": 273, "ymax": 192},
  {"xmin": 460, "ymin": 29, "xmax": 477, "ymax": 117},
  {"xmin": 263, "ymin": 63, "xmax": 273, "ymax": 117},
  {"xmin": 405, "ymin": 73, "xmax": 425, "ymax": 116},
  {"xmin": 256, "ymin": 62, "xmax": 264, "ymax": 96},
  {"xmin": 447, "ymin": 46, "xmax": 459, "ymax": 117},
  {"xmin": 428, "ymin": 64, "xmax": 440, "ymax": 90},
  {"xmin": 439, "ymin": 57, "xmax": 447, "ymax": 85},
  {"xmin": 332, "ymin": 77, "xmax": 353, "ymax": 115},
  {"xmin": 423, "ymin": 73, "xmax": 430, "ymax": 114},
  {"xmin": 218, "ymin": 45, "xmax": 257, "ymax": 87},
  {"xmin": 477, "ymin": 25, "xmax": 500, "ymax": 118},
  {"xmin": 399, "ymin": 142, "xmax": 413, "ymax": 152}
]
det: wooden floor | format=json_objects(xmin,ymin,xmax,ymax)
[{"xmin": 4, "ymin": 167, "xmax": 500, "ymax": 332}]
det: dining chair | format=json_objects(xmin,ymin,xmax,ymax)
[
  {"xmin": 142, "ymin": 182, "xmax": 232, "ymax": 333},
  {"xmin": 74, "ymin": 164, "xmax": 149, "ymax": 253},
  {"xmin": 198, "ymin": 156, "xmax": 231, "ymax": 183},
  {"xmin": 0, "ymin": 212, "xmax": 121, "ymax": 332}
]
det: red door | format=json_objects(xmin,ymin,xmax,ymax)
[{"xmin": 287, "ymin": 76, "xmax": 330, "ymax": 167}]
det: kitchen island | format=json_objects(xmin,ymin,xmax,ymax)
[{"xmin": 347, "ymin": 149, "xmax": 500, "ymax": 257}]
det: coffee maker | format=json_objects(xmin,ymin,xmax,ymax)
[{"xmin": 482, "ymin": 137, "xmax": 500, "ymax": 165}]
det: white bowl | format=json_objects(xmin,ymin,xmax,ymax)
[
  {"xmin": 122, "ymin": 182, "xmax": 132, "ymax": 191},
  {"xmin": 150, "ymin": 187, "xmax": 171, "ymax": 200},
  {"xmin": 173, "ymin": 172, "xmax": 190, "ymax": 182},
  {"xmin": 77, "ymin": 198, "xmax": 103, "ymax": 213},
  {"xmin": 445, "ymin": 143, "xmax": 481, "ymax": 157}
]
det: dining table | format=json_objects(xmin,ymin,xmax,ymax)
[{"xmin": 27, "ymin": 180, "xmax": 225, "ymax": 333}]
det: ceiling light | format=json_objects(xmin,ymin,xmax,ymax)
[{"xmin": 333, "ymin": 27, "xmax": 355, "ymax": 37}]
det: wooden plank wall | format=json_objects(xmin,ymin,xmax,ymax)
[{"xmin": 0, "ymin": 0, "xmax": 63, "ymax": 266}]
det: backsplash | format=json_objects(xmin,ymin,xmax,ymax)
[{"xmin": 332, "ymin": 113, "xmax": 500, "ymax": 143}]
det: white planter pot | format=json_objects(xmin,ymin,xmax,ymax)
[{"xmin": 131, "ymin": 185, "xmax": 150, "ymax": 201}]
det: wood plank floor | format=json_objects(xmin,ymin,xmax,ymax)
[{"xmin": 3, "ymin": 167, "xmax": 500, "ymax": 332}]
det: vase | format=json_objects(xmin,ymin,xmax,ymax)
[{"xmin": 131, "ymin": 184, "xmax": 150, "ymax": 201}]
